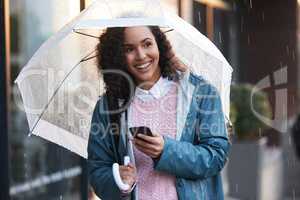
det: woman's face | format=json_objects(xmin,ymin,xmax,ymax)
[{"xmin": 123, "ymin": 26, "xmax": 161, "ymax": 89}]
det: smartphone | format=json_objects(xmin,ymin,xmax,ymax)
[{"xmin": 129, "ymin": 126, "xmax": 153, "ymax": 138}]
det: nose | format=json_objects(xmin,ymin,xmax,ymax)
[{"xmin": 136, "ymin": 47, "xmax": 146, "ymax": 60}]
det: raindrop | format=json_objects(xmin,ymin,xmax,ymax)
[
  {"xmin": 286, "ymin": 45, "xmax": 290, "ymax": 55},
  {"xmin": 240, "ymin": 17, "xmax": 244, "ymax": 33},
  {"xmin": 24, "ymin": 167, "xmax": 28, "ymax": 176},
  {"xmin": 233, "ymin": 2, "xmax": 237, "ymax": 11},
  {"xmin": 218, "ymin": 32, "xmax": 222, "ymax": 44},
  {"xmin": 235, "ymin": 184, "xmax": 239, "ymax": 192},
  {"xmin": 292, "ymin": 50, "xmax": 296, "ymax": 60},
  {"xmin": 198, "ymin": 11, "xmax": 201, "ymax": 24},
  {"xmin": 60, "ymin": 195, "xmax": 63, "ymax": 200},
  {"xmin": 289, "ymin": 136, "xmax": 292, "ymax": 145},
  {"xmin": 229, "ymin": 27, "xmax": 234, "ymax": 38},
  {"xmin": 292, "ymin": 158, "xmax": 297, "ymax": 167},
  {"xmin": 262, "ymin": 12, "xmax": 265, "ymax": 22},
  {"xmin": 292, "ymin": 189, "xmax": 296, "ymax": 200},
  {"xmin": 249, "ymin": 0, "xmax": 253, "ymax": 8},
  {"xmin": 247, "ymin": 34, "xmax": 250, "ymax": 45}
]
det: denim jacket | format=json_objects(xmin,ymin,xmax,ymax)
[{"xmin": 88, "ymin": 70, "xmax": 230, "ymax": 200}]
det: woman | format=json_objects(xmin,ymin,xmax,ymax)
[{"xmin": 88, "ymin": 26, "xmax": 230, "ymax": 200}]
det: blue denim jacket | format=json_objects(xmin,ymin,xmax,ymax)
[{"xmin": 88, "ymin": 71, "xmax": 230, "ymax": 200}]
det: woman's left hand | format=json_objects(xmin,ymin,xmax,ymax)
[{"xmin": 133, "ymin": 133, "xmax": 164, "ymax": 159}]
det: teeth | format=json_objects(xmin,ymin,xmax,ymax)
[{"xmin": 135, "ymin": 62, "xmax": 151, "ymax": 69}]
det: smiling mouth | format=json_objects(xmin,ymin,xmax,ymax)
[{"xmin": 135, "ymin": 61, "xmax": 152, "ymax": 70}]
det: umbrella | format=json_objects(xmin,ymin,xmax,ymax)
[{"xmin": 15, "ymin": 0, "xmax": 233, "ymax": 159}]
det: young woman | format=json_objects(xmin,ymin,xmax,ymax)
[{"xmin": 88, "ymin": 26, "xmax": 230, "ymax": 200}]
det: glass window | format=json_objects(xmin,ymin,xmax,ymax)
[{"xmin": 9, "ymin": 1, "xmax": 84, "ymax": 199}]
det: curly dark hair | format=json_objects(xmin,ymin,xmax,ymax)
[{"xmin": 97, "ymin": 26, "xmax": 178, "ymax": 136}]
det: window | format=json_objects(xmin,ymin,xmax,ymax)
[{"xmin": 9, "ymin": 1, "xmax": 84, "ymax": 199}]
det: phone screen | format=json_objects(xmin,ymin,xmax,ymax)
[{"xmin": 129, "ymin": 126, "xmax": 153, "ymax": 137}]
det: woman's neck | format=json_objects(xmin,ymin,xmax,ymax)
[{"xmin": 137, "ymin": 76, "xmax": 161, "ymax": 90}]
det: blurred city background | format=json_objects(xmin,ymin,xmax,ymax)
[{"xmin": 1, "ymin": 0, "xmax": 299, "ymax": 199}]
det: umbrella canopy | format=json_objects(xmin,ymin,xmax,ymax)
[{"xmin": 15, "ymin": 0, "xmax": 232, "ymax": 158}]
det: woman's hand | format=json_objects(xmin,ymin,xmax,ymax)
[
  {"xmin": 133, "ymin": 133, "xmax": 164, "ymax": 158},
  {"xmin": 119, "ymin": 163, "xmax": 137, "ymax": 190}
]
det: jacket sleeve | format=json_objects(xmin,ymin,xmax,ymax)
[
  {"xmin": 153, "ymin": 83, "xmax": 230, "ymax": 180},
  {"xmin": 87, "ymin": 99, "xmax": 124, "ymax": 200}
]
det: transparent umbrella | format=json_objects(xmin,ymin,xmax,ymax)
[{"xmin": 15, "ymin": 0, "xmax": 233, "ymax": 159}]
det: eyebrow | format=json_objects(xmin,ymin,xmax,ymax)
[{"xmin": 123, "ymin": 37, "xmax": 153, "ymax": 46}]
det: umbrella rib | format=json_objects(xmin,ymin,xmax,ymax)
[
  {"xmin": 73, "ymin": 29, "xmax": 100, "ymax": 39},
  {"xmin": 163, "ymin": 28, "xmax": 174, "ymax": 33},
  {"xmin": 73, "ymin": 28, "xmax": 172, "ymax": 39},
  {"xmin": 28, "ymin": 50, "xmax": 97, "ymax": 135},
  {"xmin": 82, "ymin": 54, "xmax": 98, "ymax": 62}
]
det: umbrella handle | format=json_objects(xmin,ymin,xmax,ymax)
[{"xmin": 112, "ymin": 156, "xmax": 130, "ymax": 191}]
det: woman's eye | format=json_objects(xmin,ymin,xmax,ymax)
[
  {"xmin": 125, "ymin": 47, "xmax": 133, "ymax": 53},
  {"xmin": 144, "ymin": 42, "xmax": 152, "ymax": 48}
]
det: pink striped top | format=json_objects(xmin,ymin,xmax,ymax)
[{"xmin": 130, "ymin": 83, "xmax": 178, "ymax": 200}]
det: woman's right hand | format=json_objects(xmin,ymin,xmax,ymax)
[{"xmin": 119, "ymin": 163, "xmax": 137, "ymax": 190}]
